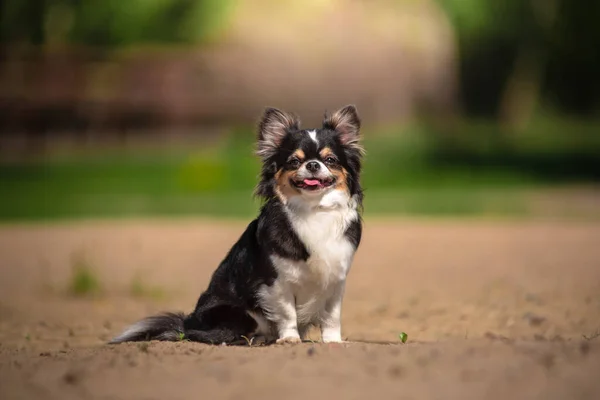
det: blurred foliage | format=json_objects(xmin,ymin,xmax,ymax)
[
  {"xmin": 436, "ymin": 0, "xmax": 600, "ymax": 117},
  {"xmin": 1, "ymin": 120, "xmax": 599, "ymax": 221},
  {"xmin": 68, "ymin": 251, "xmax": 101, "ymax": 296},
  {"xmin": 438, "ymin": 0, "xmax": 537, "ymax": 40},
  {"xmin": 0, "ymin": 0, "xmax": 232, "ymax": 46}
]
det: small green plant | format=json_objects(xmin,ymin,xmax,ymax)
[
  {"xmin": 68, "ymin": 252, "xmax": 101, "ymax": 296},
  {"xmin": 24, "ymin": 333, "xmax": 31, "ymax": 341},
  {"xmin": 177, "ymin": 332, "xmax": 188, "ymax": 342},
  {"xmin": 398, "ymin": 332, "xmax": 408, "ymax": 343},
  {"xmin": 240, "ymin": 335, "xmax": 254, "ymax": 346}
]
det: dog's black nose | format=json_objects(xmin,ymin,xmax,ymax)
[{"xmin": 306, "ymin": 161, "xmax": 320, "ymax": 172}]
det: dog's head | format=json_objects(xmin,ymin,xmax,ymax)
[{"xmin": 255, "ymin": 105, "xmax": 364, "ymax": 207}]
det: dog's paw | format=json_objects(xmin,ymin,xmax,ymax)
[
  {"xmin": 324, "ymin": 340, "xmax": 350, "ymax": 347},
  {"xmin": 321, "ymin": 334, "xmax": 343, "ymax": 343},
  {"xmin": 276, "ymin": 337, "xmax": 302, "ymax": 345},
  {"xmin": 323, "ymin": 339, "xmax": 346, "ymax": 344}
]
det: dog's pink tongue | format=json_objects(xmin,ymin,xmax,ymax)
[{"xmin": 303, "ymin": 179, "xmax": 320, "ymax": 186}]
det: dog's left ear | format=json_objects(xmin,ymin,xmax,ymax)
[
  {"xmin": 323, "ymin": 105, "xmax": 363, "ymax": 154},
  {"xmin": 257, "ymin": 107, "xmax": 300, "ymax": 159}
]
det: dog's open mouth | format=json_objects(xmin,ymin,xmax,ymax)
[{"xmin": 291, "ymin": 177, "xmax": 336, "ymax": 191}]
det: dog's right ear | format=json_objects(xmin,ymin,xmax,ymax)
[
  {"xmin": 257, "ymin": 107, "xmax": 300, "ymax": 159},
  {"xmin": 322, "ymin": 105, "xmax": 363, "ymax": 154}
]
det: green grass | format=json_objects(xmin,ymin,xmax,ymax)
[
  {"xmin": 1, "ymin": 118, "xmax": 598, "ymax": 221},
  {"xmin": 68, "ymin": 252, "xmax": 102, "ymax": 296}
]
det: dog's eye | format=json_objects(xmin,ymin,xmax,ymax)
[
  {"xmin": 288, "ymin": 158, "xmax": 301, "ymax": 168},
  {"xmin": 324, "ymin": 156, "xmax": 338, "ymax": 165}
]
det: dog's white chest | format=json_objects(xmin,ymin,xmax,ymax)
[{"xmin": 287, "ymin": 208, "xmax": 356, "ymax": 284}]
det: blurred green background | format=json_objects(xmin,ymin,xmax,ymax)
[{"xmin": 1, "ymin": 0, "xmax": 599, "ymax": 221}]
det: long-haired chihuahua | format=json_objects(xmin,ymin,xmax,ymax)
[{"xmin": 110, "ymin": 105, "xmax": 364, "ymax": 345}]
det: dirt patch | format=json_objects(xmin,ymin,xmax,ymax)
[{"xmin": 1, "ymin": 219, "xmax": 599, "ymax": 399}]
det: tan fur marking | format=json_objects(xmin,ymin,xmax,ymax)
[
  {"xmin": 319, "ymin": 147, "xmax": 333, "ymax": 159},
  {"xmin": 274, "ymin": 169, "xmax": 301, "ymax": 203},
  {"xmin": 331, "ymin": 167, "xmax": 350, "ymax": 195},
  {"xmin": 292, "ymin": 149, "xmax": 305, "ymax": 160}
]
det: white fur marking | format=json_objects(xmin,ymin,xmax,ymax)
[
  {"xmin": 247, "ymin": 311, "xmax": 272, "ymax": 337},
  {"xmin": 110, "ymin": 320, "xmax": 152, "ymax": 343},
  {"xmin": 307, "ymin": 130, "xmax": 318, "ymax": 145}
]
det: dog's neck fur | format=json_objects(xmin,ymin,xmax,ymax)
[
  {"xmin": 285, "ymin": 189, "xmax": 357, "ymax": 213},
  {"xmin": 282, "ymin": 190, "xmax": 359, "ymax": 250}
]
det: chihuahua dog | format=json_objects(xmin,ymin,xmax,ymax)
[{"xmin": 110, "ymin": 105, "xmax": 364, "ymax": 345}]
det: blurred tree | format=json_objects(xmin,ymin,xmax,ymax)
[
  {"xmin": 0, "ymin": 0, "xmax": 47, "ymax": 45},
  {"xmin": 544, "ymin": 0, "xmax": 600, "ymax": 115},
  {"xmin": 436, "ymin": 0, "xmax": 600, "ymax": 122},
  {"xmin": 0, "ymin": 0, "xmax": 232, "ymax": 47}
]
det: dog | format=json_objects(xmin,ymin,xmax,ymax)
[{"xmin": 109, "ymin": 105, "xmax": 364, "ymax": 345}]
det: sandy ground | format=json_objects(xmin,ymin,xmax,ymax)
[{"xmin": 1, "ymin": 218, "xmax": 599, "ymax": 399}]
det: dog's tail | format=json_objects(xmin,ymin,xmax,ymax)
[
  {"xmin": 109, "ymin": 306, "xmax": 258, "ymax": 345},
  {"xmin": 109, "ymin": 312, "xmax": 187, "ymax": 344}
]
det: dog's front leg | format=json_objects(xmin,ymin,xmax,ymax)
[
  {"xmin": 260, "ymin": 282, "xmax": 301, "ymax": 344},
  {"xmin": 275, "ymin": 285, "xmax": 301, "ymax": 344},
  {"xmin": 320, "ymin": 281, "xmax": 346, "ymax": 343}
]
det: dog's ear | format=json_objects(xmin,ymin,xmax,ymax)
[
  {"xmin": 323, "ymin": 105, "xmax": 363, "ymax": 154},
  {"xmin": 257, "ymin": 107, "xmax": 300, "ymax": 159}
]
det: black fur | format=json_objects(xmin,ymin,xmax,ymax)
[
  {"xmin": 344, "ymin": 219, "xmax": 362, "ymax": 249},
  {"xmin": 109, "ymin": 106, "xmax": 363, "ymax": 345}
]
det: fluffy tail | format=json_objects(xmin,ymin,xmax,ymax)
[
  {"xmin": 109, "ymin": 312, "xmax": 186, "ymax": 344},
  {"xmin": 109, "ymin": 307, "xmax": 259, "ymax": 345}
]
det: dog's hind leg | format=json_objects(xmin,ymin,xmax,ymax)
[
  {"xmin": 183, "ymin": 303, "xmax": 258, "ymax": 345},
  {"xmin": 185, "ymin": 329, "xmax": 245, "ymax": 345}
]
